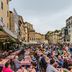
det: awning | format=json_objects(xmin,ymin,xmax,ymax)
[
  {"xmin": 22, "ymin": 41, "xmax": 38, "ymax": 45},
  {"xmin": 0, "ymin": 21, "xmax": 17, "ymax": 42},
  {"xmin": 3, "ymin": 27, "xmax": 17, "ymax": 39},
  {"xmin": 29, "ymin": 41, "xmax": 37, "ymax": 44}
]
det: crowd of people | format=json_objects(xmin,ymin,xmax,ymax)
[{"xmin": 0, "ymin": 43, "xmax": 72, "ymax": 72}]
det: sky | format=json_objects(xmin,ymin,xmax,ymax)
[{"xmin": 9, "ymin": 0, "xmax": 72, "ymax": 34}]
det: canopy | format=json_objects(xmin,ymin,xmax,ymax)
[{"xmin": 0, "ymin": 21, "xmax": 17, "ymax": 42}]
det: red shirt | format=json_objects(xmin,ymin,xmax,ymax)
[{"xmin": 2, "ymin": 67, "xmax": 13, "ymax": 72}]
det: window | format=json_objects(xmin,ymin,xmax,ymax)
[
  {"xmin": 1, "ymin": 1, "xmax": 3, "ymax": 10},
  {"xmin": 69, "ymin": 30, "xmax": 70, "ymax": 33},
  {"xmin": 7, "ymin": 0, "xmax": 8, "ymax": 4},
  {"xmin": 32, "ymin": 38, "xmax": 33, "ymax": 40},
  {"xmin": 69, "ymin": 25, "xmax": 70, "ymax": 28},
  {"xmin": 71, "ymin": 20, "xmax": 72, "ymax": 24},
  {"xmin": 71, "ymin": 24, "xmax": 72, "ymax": 27},
  {"xmin": 23, "ymin": 37, "xmax": 25, "ymax": 40},
  {"xmin": 34, "ymin": 38, "xmax": 35, "ymax": 40},
  {"xmin": 67, "ymin": 39, "xmax": 70, "ymax": 41},
  {"xmin": 64, "ymin": 38, "xmax": 66, "ymax": 41},
  {"xmin": 7, "ymin": 23, "xmax": 9, "ymax": 28},
  {"xmin": 30, "ymin": 38, "xmax": 31, "ymax": 40},
  {"xmin": 7, "ymin": 11, "xmax": 8, "ymax": 17},
  {"xmin": 1, "ymin": 17, "xmax": 3, "ymax": 23},
  {"xmin": 0, "ymin": 1, "xmax": 1, "ymax": 9},
  {"xmin": 64, "ymin": 29, "xmax": 68, "ymax": 35}
]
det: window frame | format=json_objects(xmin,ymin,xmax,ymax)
[
  {"xmin": 1, "ymin": 17, "xmax": 3, "ymax": 23},
  {"xmin": 1, "ymin": 1, "xmax": 3, "ymax": 10}
]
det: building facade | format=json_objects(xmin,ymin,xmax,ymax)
[
  {"xmin": 59, "ymin": 27, "xmax": 65, "ymax": 44},
  {"xmin": 18, "ymin": 15, "xmax": 26, "ymax": 42},
  {"xmin": 66, "ymin": 16, "xmax": 72, "ymax": 43},
  {"xmin": 24, "ymin": 24, "xmax": 28, "ymax": 42},
  {"xmin": 0, "ymin": 0, "xmax": 18, "ymax": 50},
  {"xmin": 29, "ymin": 30, "xmax": 35, "ymax": 43},
  {"xmin": 45, "ymin": 30, "xmax": 60, "ymax": 44},
  {"xmin": 24, "ymin": 22, "xmax": 34, "ymax": 30},
  {"xmin": 35, "ymin": 32, "xmax": 46, "ymax": 44},
  {"xmin": 8, "ymin": 11, "xmax": 15, "ymax": 32},
  {"xmin": 24, "ymin": 22, "xmax": 34, "ymax": 42},
  {"xmin": 0, "ymin": 0, "xmax": 48, "ymax": 46},
  {"xmin": 35, "ymin": 32, "xmax": 42, "ymax": 43},
  {"xmin": 13, "ymin": 9, "xmax": 19, "ymax": 36},
  {"xmin": 0, "ymin": 0, "xmax": 10, "ymax": 27}
]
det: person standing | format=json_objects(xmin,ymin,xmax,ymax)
[
  {"xmin": 13, "ymin": 56, "xmax": 21, "ymax": 72},
  {"xmin": 45, "ymin": 57, "xmax": 59, "ymax": 72}
]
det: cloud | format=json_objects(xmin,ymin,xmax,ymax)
[
  {"xmin": 10, "ymin": 0, "xmax": 72, "ymax": 13},
  {"xmin": 9, "ymin": 0, "xmax": 72, "ymax": 34},
  {"xmin": 23, "ymin": 6, "xmax": 72, "ymax": 34}
]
